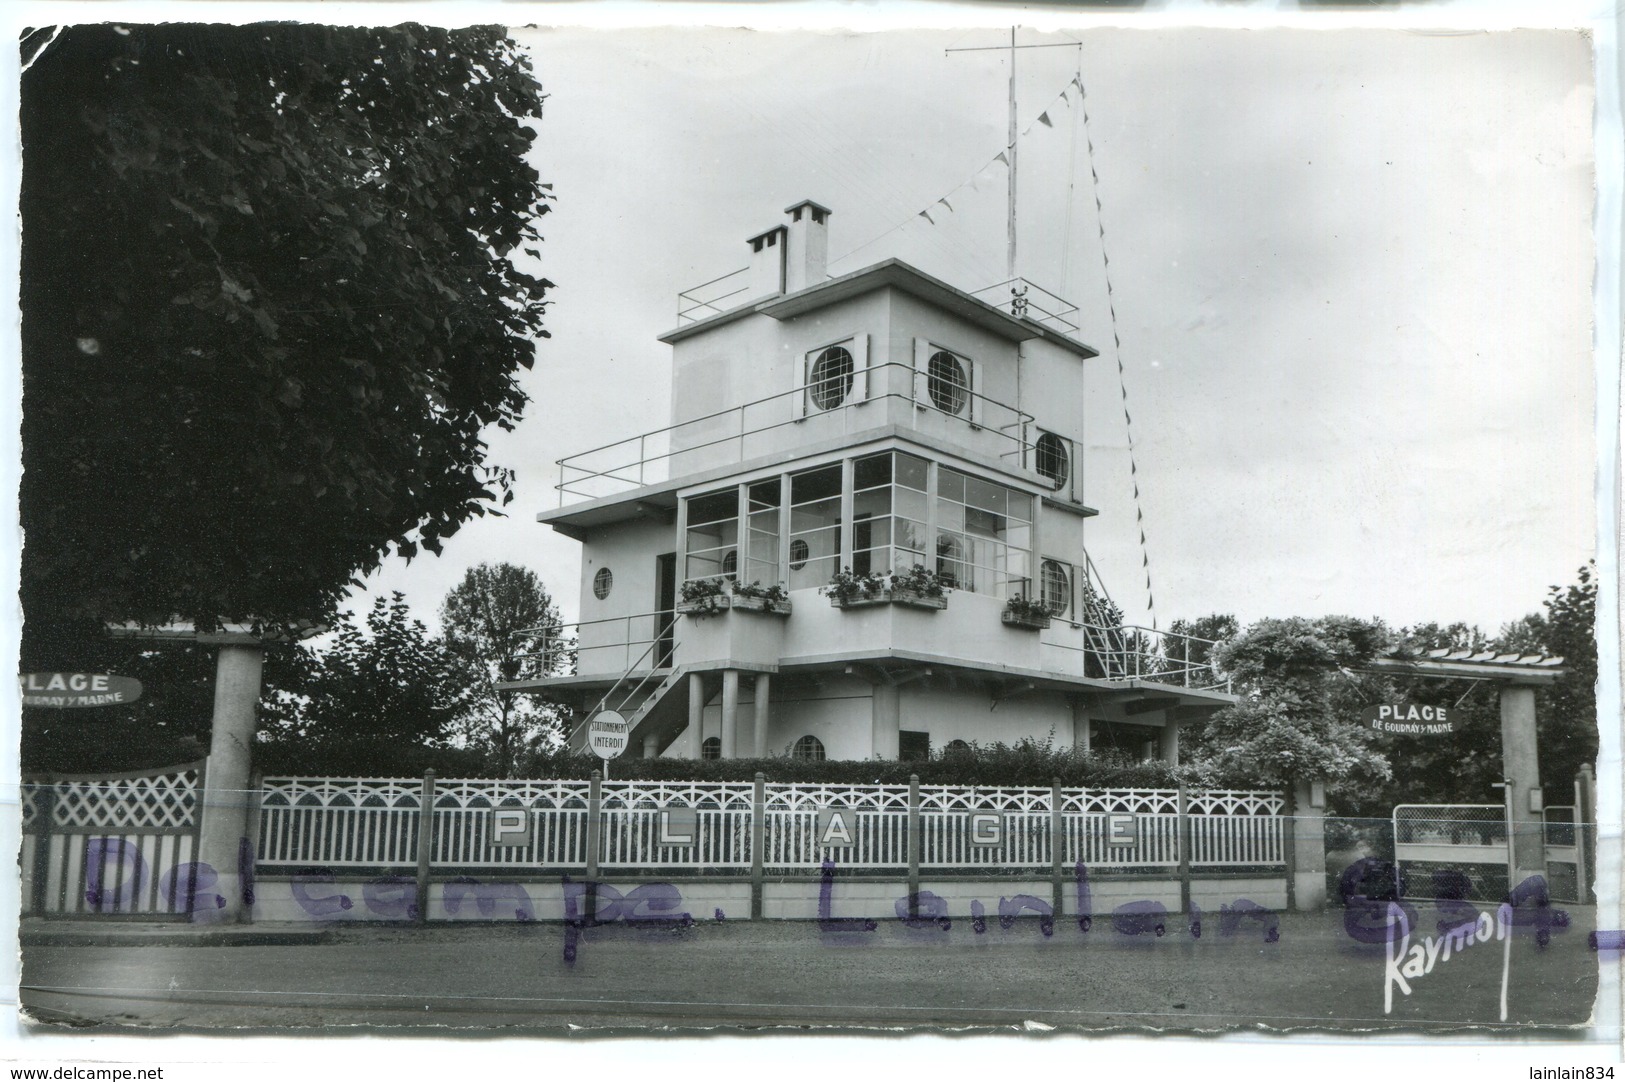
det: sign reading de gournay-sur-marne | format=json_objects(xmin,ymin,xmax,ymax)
[
  {"xmin": 19, "ymin": 672, "xmax": 143, "ymax": 708},
  {"xmin": 1361, "ymin": 703, "xmax": 1453, "ymax": 735}
]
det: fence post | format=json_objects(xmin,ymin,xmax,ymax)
[
  {"xmin": 1176, "ymin": 784, "xmax": 1192, "ymax": 916},
  {"xmin": 414, "ymin": 770, "xmax": 436, "ymax": 925},
  {"xmin": 751, "ymin": 772, "xmax": 766, "ymax": 920},
  {"xmin": 1576, "ymin": 765, "xmax": 1596, "ymax": 904},
  {"xmin": 907, "ymin": 774, "xmax": 921, "ymax": 920},
  {"xmin": 242, "ymin": 771, "xmax": 265, "ymax": 925},
  {"xmin": 30, "ymin": 783, "xmax": 55, "ymax": 918},
  {"xmin": 1282, "ymin": 784, "xmax": 1297, "ymax": 913},
  {"xmin": 586, "ymin": 770, "xmax": 603, "ymax": 920},
  {"xmin": 1050, "ymin": 777, "xmax": 1064, "ymax": 919}
]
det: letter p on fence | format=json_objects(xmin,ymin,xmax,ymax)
[{"xmin": 489, "ymin": 809, "xmax": 530, "ymax": 847}]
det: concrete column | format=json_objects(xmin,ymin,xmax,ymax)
[
  {"xmin": 753, "ymin": 673, "xmax": 771, "ymax": 758},
  {"xmin": 196, "ymin": 642, "xmax": 264, "ymax": 924},
  {"xmin": 1290, "ymin": 778, "xmax": 1328, "ymax": 911},
  {"xmin": 871, "ymin": 683, "xmax": 900, "ymax": 760},
  {"xmin": 642, "ymin": 733, "xmax": 660, "ymax": 759},
  {"xmin": 1070, "ymin": 699, "xmax": 1091, "ymax": 754},
  {"xmin": 721, "ymin": 669, "xmax": 740, "ymax": 759},
  {"xmin": 1158, "ymin": 718, "xmax": 1180, "ymax": 766},
  {"xmin": 687, "ymin": 672, "xmax": 706, "ymax": 759},
  {"xmin": 1500, "ymin": 684, "xmax": 1546, "ymax": 885}
]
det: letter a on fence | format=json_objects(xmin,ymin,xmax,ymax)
[{"xmin": 818, "ymin": 806, "xmax": 855, "ymax": 847}]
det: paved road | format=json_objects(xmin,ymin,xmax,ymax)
[{"xmin": 19, "ymin": 905, "xmax": 1600, "ymax": 1034}]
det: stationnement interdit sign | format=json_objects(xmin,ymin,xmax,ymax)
[{"xmin": 587, "ymin": 709, "xmax": 630, "ymax": 760}]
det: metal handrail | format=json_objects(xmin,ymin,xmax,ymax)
[
  {"xmin": 677, "ymin": 266, "xmax": 752, "ymax": 323},
  {"xmin": 555, "ymin": 361, "xmax": 1039, "ymax": 504},
  {"xmin": 564, "ymin": 612, "xmax": 685, "ymax": 748}
]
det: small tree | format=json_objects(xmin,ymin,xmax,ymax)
[
  {"xmin": 440, "ymin": 563, "xmax": 569, "ymax": 776},
  {"xmin": 260, "ymin": 593, "xmax": 467, "ymax": 774},
  {"xmin": 1195, "ymin": 616, "xmax": 1395, "ymax": 796}
]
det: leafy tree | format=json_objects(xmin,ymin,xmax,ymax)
[
  {"xmin": 19, "ymin": 23, "xmax": 552, "ymax": 636},
  {"xmin": 1532, "ymin": 563, "xmax": 1597, "ymax": 796},
  {"xmin": 440, "ymin": 562, "xmax": 570, "ymax": 776},
  {"xmin": 1192, "ymin": 616, "xmax": 1395, "ymax": 794},
  {"xmin": 258, "ymin": 594, "xmax": 468, "ymax": 774}
]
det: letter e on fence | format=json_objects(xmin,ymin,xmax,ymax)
[
  {"xmin": 1107, "ymin": 813, "xmax": 1138, "ymax": 847},
  {"xmin": 489, "ymin": 809, "xmax": 530, "ymax": 848},
  {"xmin": 659, "ymin": 808, "xmax": 697, "ymax": 846},
  {"xmin": 968, "ymin": 811, "xmax": 1003, "ymax": 847}
]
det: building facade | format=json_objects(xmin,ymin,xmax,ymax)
[{"xmin": 518, "ymin": 200, "xmax": 1234, "ymax": 761}]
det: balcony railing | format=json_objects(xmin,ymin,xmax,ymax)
[{"xmin": 555, "ymin": 361, "xmax": 1037, "ymax": 504}]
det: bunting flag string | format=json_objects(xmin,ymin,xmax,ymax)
[
  {"xmin": 831, "ymin": 69, "xmax": 1089, "ymax": 267},
  {"xmin": 1077, "ymin": 66, "xmax": 1159, "ymax": 631}
]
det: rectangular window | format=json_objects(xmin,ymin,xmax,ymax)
[
  {"xmin": 684, "ymin": 488, "xmax": 738, "ymax": 584},
  {"xmin": 899, "ymin": 730, "xmax": 931, "ymax": 762},
  {"xmin": 788, "ymin": 464, "xmax": 842, "ymax": 590},
  {"xmin": 935, "ymin": 465, "xmax": 1032, "ymax": 599},
  {"xmin": 744, "ymin": 478, "xmax": 780, "ymax": 588},
  {"xmin": 851, "ymin": 451, "xmax": 930, "ymax": 579}
]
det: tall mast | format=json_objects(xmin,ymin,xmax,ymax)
[{"xmin": 1006, "ymin": 26, "xmax": 1017, "ymax": 282}]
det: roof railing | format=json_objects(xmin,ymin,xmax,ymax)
[
  {"xmin": 971, "ymin": 277, "xmax": 1082, "ymax": 336},
  {"xmin": 677, "ymin": 266, "xmax": 752, "ymax": 324}
]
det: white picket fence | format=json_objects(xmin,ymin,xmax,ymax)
[{"xmin": 257, "ymin": 776, "xmax": 1287, "ymax": 873}]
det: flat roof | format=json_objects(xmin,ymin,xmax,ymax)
[{"xmin": 658, "ymin": 258, "xmax": 1100, "ymax": 361}]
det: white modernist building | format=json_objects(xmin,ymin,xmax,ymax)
[{"xmin": 519, "ymin": 201, "xmax": 1235, "ymax": 762}]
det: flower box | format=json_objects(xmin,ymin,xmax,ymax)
[
  {"xmin": 830, "ymin": 588, "xmax": 947, "ymax": 611},
  {"xmin": 1000, "ymin": 609, "xmax": 1051, "ymax": 631},
  {"xmin": 676, "ymin": 594, "xmax": 729, "ymax": 616},
  {"xmin": 677, "ymin": 593, "xmax": 791, "ymax": 616},
  {"xmin": 730, "ymin": 594, "xmax": 792, "ymax": 615}
]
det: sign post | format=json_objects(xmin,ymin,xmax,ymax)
[{"xmin": 587, "ymin": 709, "xmax": 630, "ymax": 779}]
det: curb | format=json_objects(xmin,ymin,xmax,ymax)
[{"xmin": 20, "ymin": 926, "xmax": 337, "ymax": 948}]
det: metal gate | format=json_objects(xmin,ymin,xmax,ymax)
[
  {"xmin": 1392, "ymin": 803, "xmax": 1510, "ymax": 902},
  {"xmin": 1542, "ymin": 805, "xmax": 1588, "ymax": 904}
]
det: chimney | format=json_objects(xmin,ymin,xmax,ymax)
[
  {"xmin": 745, "ymin": 223, "xmax": 787, "ymax": 301},
  {"xmin": 783, "ymin": 199, "xmax": 831, "ymax": 293},
  {"xmin": 742, "ymin": 200, "xmax": 832, "ymax": 302}
]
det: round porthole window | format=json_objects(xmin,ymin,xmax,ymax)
[
  {"xmin": 789, "ymin": 538, "xmax": 810, "ymax": 570},
  {"xmin": 1041, "ymin": 559, "xmax": 1071, "ymax": 617},
  {"xmin": 809, "ymin": 346, "xmax": 855, "ymax": 411},
  {"xmin": 593, "ymin": 567, "xmax": 613, "ymax": 600},
  {"xmin": 927, "ymin": 350, "xmax": 969, "ymax": 415},
  {"xmin": 1035, "ymin": 432, "xmax": 1069, "ymax": 491}
]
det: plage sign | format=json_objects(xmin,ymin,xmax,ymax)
[
  {"xmin": 1361, "ymin": 703, "xmax": 1454, "ymax": 735},
  {"xmin": 19, "ymin": 673, "xmax": 143, "ymax": 708}
]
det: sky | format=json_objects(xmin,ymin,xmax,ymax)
[{"xmin": 348, "ymin": 23, "xmax": 1599, "ymax": 638}]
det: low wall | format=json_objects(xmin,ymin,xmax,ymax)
[{"xmin": 242, "ymin": 870, "xmax": 1287, "ymax": 925}]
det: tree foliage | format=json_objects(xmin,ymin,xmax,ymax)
[
  {"xmin": 19, "ymin": 23, "xmax": 552, "ymax": 633},
  {"xmin": 1192, "ymin": 616, "xmax": 1395, "ymax": 790},
  {"xmin": 259, "ymin": 594, "xmax": 468, "ymax": 775},
  {"xmin": 440, "ymin": 562, "xmax": 569, "ymax": 776}
]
